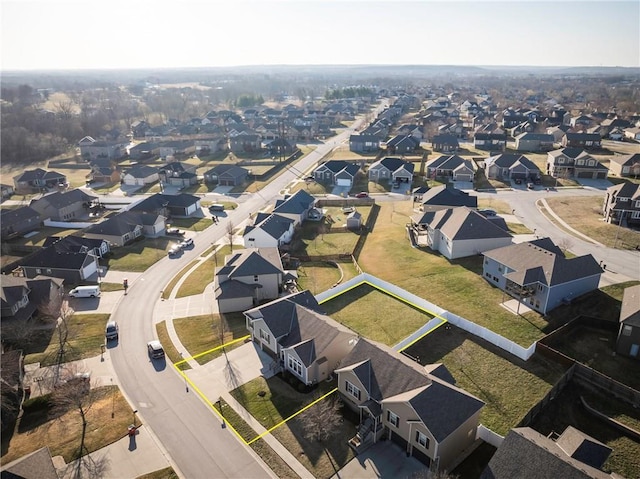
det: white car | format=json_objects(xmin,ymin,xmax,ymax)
[
  {"xmin": 180, "ymin": 238, "xmax": 194, "ymax": 249},
  {"xmin": 168, "ymin": 244, "xmax": 182, "ymax": 256}
]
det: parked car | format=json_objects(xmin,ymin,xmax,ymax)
[
  {"xmin": 69, "ymin": 285, "xmax": 101, "ymax": 298},
  {"xmin": 208, "ymin": 204, "xmax": 224, "ymax": 212},
  {"xmin": 514, "ymin": 178, "xmax": 523, "ymax": 185},
  {"xmin": 180, "ymin": 238, "xmax": 194, "ymax": 249},
  {"xmin": 168, "ymin": 244, "xmax": 182, "ymax": 256},
  {"xmin": 527, "ymin": 182, "xmax": 535, "ymax": 190},
  {"xmin": 166, "ymin": 228, "xmax": 185, "ymax": 237},
  {"xmin": 105, "ymin": 320, "xmax": 119, "ymax": 340},
  {"xmin": 478, "ymin": 209, "xmax": 497, "ymax": 217},
  {"xmin": 147, "ymin": 340, "xmax": 165, "ymax": 359},
  {"xmin": 355, "ymin": 192, "xmax": 369, "ymax": 198}
]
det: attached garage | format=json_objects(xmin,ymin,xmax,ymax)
[
  {"xmin": 454, "ymin": 173, "xmax": 473, "ymax": 182},
  {"xmin": 337, "ymin": 178, "xmax": 352, "ymax": 187}
]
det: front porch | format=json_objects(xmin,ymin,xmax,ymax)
[{"xmin": 348, "ymin": 401, "xmax": 385, "ymax": 454}]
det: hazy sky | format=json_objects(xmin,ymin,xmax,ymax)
[{"xmin": 2, "ymin": 0, "xmax": 639, "ymax": 71}]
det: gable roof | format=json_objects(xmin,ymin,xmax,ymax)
[
  {"xmin": 1, "ymin": 206, "xmax": 41, "ymax": 228},
  {"xmin": 220, "ymin": 248, "xmax": 283, "ymax": 278},
  {"xmin": 129, "ymin": 193, "xmax": 199, "ymax": 212},
  {"xmin": 29, "ymin": 189, "xmax": 97, "ymax": 210},
  {"xmin": 480, "ymin": 427, "xmax": 612, "ymax": 479},
  {"xmin": 124, "ymin": 165, "xmax": 159, "ymax": 178},
  {"xmin": 371, "ymin": 156, "xmax": 415, "ymax": 175},
  {"xmin": 13, "ymin": 168, "xmax": 66, "ymax": 183},
  {"xmin": 244, "ymin": 213, "xmax": 295, "ymax": 240},
  {"xmin": 620, "ymin": 284, "xmax": 640, "ymax": 327},
  {"xmin": 0, "ymin": 446, "xmax": 59, "ymax": 479},
  {"xmin": 483, "ymin": 238, "xmax": 602, "ymax": 287},
  {"xmin": 420, "ymin": 184, "xmax": 478, "ymax": 209},
  {"xmin": 83, "ymin": 211, "xmax": 157, "ymax": 237},
  {"xmin": 548, "ymin": 148, "xmax": 592, "ymax": 160},
  {"xmin": 427, "ymin": 207, "xmax": 512, "ymax": 241},
  {"xmin": 427, "ymin": 154, "xmax": 467, "ymax": 171},
  {"xmin": 19, "ymin": 248, "xmax": 92, "ymax": 270},
  {"xmin": 316, "ymin": 160, "xmax": 361, "ymax": 176},
  {"xmin": 485, "ymin": 154, "xmax": 539, "ymax": 172},
  {"xmin": 273, "ymin": 190, "xmax": 315, "ymax": 215},
  {"xmin": 42, "ymin": 235, "xmax": 105, "ymax": 252},
  {"xmin": 610, "ymin": 153, "xmax": 640, "ymax": 167}
]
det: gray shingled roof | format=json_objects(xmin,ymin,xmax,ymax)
[
  {"xmin": 483, "ymin": 239, "xmax": 602, "ymax": 287},
  {"xmin": 420, "ymin": 185, "xmax": 478, "ymax": 209},
  {"xmin": 30, "ymin": 189, "xmax": 97, "ymax": 209},
  {"xmin": 555, "ymin": 426, "xmax": 612, "ymax": 469},
  {"xmin": 610, "ymin": 153, "xmax": 640, "ymax": 167},
  {"xmin": 244, "ymin": 213, "xmax": 295, "ymax": 240},
  {"xmin": 244, "ymin": 290, "xmax": 322, "ymax": 338},
  {"xmin": 215, "ymin": 279, "xmax": 258, "ymax": 299},
  {"xmin": 620, "ymin": 284, "xmax": 640, "ymax": 327},
  {"xmin": 430, "ymin": 207, "xmax": 512, "ymax": 241},
  {"xmin": 480, "ymin": 427, "xmax": 611, "ymax": 479},
  {"xmin": 223, "ymin": 248, "xmax": 283, "ymax": 278},
  {"xmin": 1, "ymin": 206, "xmax": 41, "ymax": 228},
  {"xmin": 273, "ymin": 190, "xmax": 315, "ymax": 215}
]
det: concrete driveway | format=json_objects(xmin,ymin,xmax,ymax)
[
  {"xmin": 331, "ymin": 185, "xmax": 351, "ymax": 197},
  {"xmin": 332, "ymin": 441, "xmax": 425, "ymax": 479}
]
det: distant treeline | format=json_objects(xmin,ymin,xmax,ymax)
[{"xmin": 325, "ymin": 87, "xmax": 374, "ymax": 100}]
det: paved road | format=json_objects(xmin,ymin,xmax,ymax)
[
  {"xmin": 476, "ymin": 186, "xmax": 640, "ymax": 282},
  {"xmin": 109, "ymin": 105, "xmax": 386, "ymax": 478}
]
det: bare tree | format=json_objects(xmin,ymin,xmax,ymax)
[
  {"xmin": 41, "ymin": 298, "xmax": 76, "ymax": 385},
  {"xmin": 226, "ymin": 221, "xmax": 234, "ymax": 252},
  {"xmin": 557, "ymin": 237, "xmax": 574, "ymax": 254},
  {"xmin": 301, "ymin": 397, "xmax": 343, "ymax": 444}
]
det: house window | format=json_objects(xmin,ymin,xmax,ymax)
[
  {"xmin": 36, "ymin": 269, "xmax": 42, "ymax": 274},
  {"xmin": 619, "ymin": 197, "xmax": 628, "ymax": 202},
  {"xmin": 46, "ymin": 269, "xmax": 52, "ymax": 274},
  {"xmin": 498, "ymin": 266, "xmax": 503, "ymax": 272},
  {"xmin": 537, "ymin": 284, "xmax": 544, "ymax": 292},
  {"xmin": 288, "ymin": 356, "xmax": 303, "ymax": 376},
  {"xmin": 248, "ymin": 238, "xmax": 255, "ymax": 242},
  {"xmin": 623, "ymin": 325, "xmax": 633, "ymax": 336},
  {"xmin": 345, "ymin": 381, "xmax": 361, "ymax": 400},
  {"xmin": 588, "ymin": 160, "xmax": 595, "ymax": 166},
  {"xmin": 254, "ymin": 275, "xmax": 259, "ymax": 282},
  {"xmin": 576, "ymin": 159, "xmax": 584, "ymax": 166},
  {"xmin": 416, "ymin": 430, "xmax": 430, "ymax": 449},
  {"xmin": 259, "ymin": 329, "xmax": 270, "ymax": 343},
  {"xmin": 633, "ymin": 211, "xmax": 640, "ymax": 219},
  {"xmin": 387, "ymin": 410, "xmax": 399, "ymax": 428}
]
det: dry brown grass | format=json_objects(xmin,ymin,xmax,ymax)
[{"xmin": 545, "ymin": 196, "xmax": 640, "ymax": 249}]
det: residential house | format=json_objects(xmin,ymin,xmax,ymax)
[
  {"xmin": 272, "ymin": 190, "xmax": 317, "ymax": 226},
  {"xmin": 480, "ymin": 427, "xmax": 613, "ymax": 479},
  {"xmin": 82, "ymin": 210, "xmax": 165, "ymax": 246},
  {"xmin": 157, "ymin": 140, "xmax": 195, "ymax": 159},
  {"xmin": 431, "ymin": 134, "xmax": 459, "ymax": 153},
  {"xmin": 410, "ymin": 207, "xmax": 512, "ymax": 258},
  {"xmin": 616, "ymin": 284, "xmax": 640, "ymax": 359},
  {"xmin": 546, "ymin": 124, "xmax": 571, "ymax": 143},
  {"xmin": 368, "ymin": 157, "xmax": 414, "ymax": 186},
  {"xmin": 313, "ymin": 160, "xmax": 361, "ymax": 187},
  {"xmin": 473, "ymin": 131, "xmax": 507, "ymax": 151},
  {"xmin": 42, "ymin": 235, "xmax": 110, "ymax": 258},
  {"xmin": 349, "ymin": 135, "xmax": 381, "ymax": 153},
  {"xmin": 29, "ymin": 189, "xmax": 98, "ymax": 222},
  {"xmin": 265, "ymin": 138, "xmax": 297, "ymax": 156},
  {"xmin": 484, "ymin": 154, "xmax": 541, "ymax": 182},
  {"xmin": 419, "ymin": 184, "xmax": 478, "ymax": 212},
  {"xmin": 86, "ymin": 159, "xmax": 121, "ymax": 184},
  {"xmin": 128, "ymin": 141, "xmax": 157, "ymax": 160},
  {"xmin": 561, "ymin": 132, "xmax": 602, "ymax": 149},
  {"xmin": 18, "ymin": 246, "xmax": 100, "ymax": 283},
  {"xmin": 609, "ymin": 153, "xmax": 640, "ymax": 178},
  {"xmin": 215, "ymin": 248, "xmax": 285, "ymax": 313},
  {"xmin": 131, "ymin": 120, "xmax": 151, "ymax": 138},
  {"xmin": 426, "ymin": 155, "xmax": 475, "ymax": 182},
  {"xmin": 243, "ymin": 213, "xmax": 295, "ymax": 249},
  {"xmin": 1, "ymin": 184, "xmax": 14, "ymax": 199},
  {"xmin": 546, "ymin": 148, "xmax": 608, "ymax": 180},
  {"xmin": 78, "ymin": 136, "xmax": 125, "ymax": 161},
  {"xmin": 482, "ymin": 238, "xmax": 602, "ymax": 314},
  {"xmin": 194, "ymin": 137, "xmax": 224, "ymax": 155},
  {"xmin": 0, "ymin": 447, "xmax": 60, "ymax": 479},
  {"xmin": 13, "ymin": 168, "xmax": 67, "ymax": 193},
  {"xmin": 396, "ymin": 124, "xmax": 423, "ymax": 141},
  {"xmin": 386, "ymin": 135, "xmax": 420, "ymax": 154},
  {"xmin": 569, "ymin": 115, "xmax": 594, "ymax": 128},
  {"xmin": 336, "ymin": 338, "xmax": 484, "ymax": 471},
  {"xmin": 602, "ymin": 182, "xmax": 640, "ymax": 227},
  {"xmin": 623, "ymin": 127, "xmax": 640, "ymax": 141},
  {"xmin": 1, "ymin": 207, "xmax": 41, "ymax": 240},
  {"xmin": 1, "ymin": 275, "xmax": 64, "ymax": 324},
  {"xmin": 122, "ymin": 165, "xmax": 160, "ymax": 186},
  {"xmin": 203, "ymin": 164, "xmax": 250, "ymax": 186},
  {"xmin": 158, "ymin": 162, "xmax": 199, "ymax": 188},
  {"xmin": 608, "ymin": 127, "xmax": 625, "ymax": 141},
  {"xmin": 244, "ymin": 291, "xmax": 358, "ymax": 385},
  {"xmin": 514, "ymin": 133, "xmax": 555, "ymax": 152},
  {"xmin": 229, "ymin": 134, "xmax": 261, "ymax": 153},
  {"xmin": 129, "ymin": 193, "xmax": 201, "ymax": 218}
]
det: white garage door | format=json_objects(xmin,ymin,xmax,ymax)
[{"xmin": 337, "ymin": 179, "xmax": 351, "ymax": 187}]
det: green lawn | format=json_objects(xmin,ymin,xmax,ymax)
[
  {"xmin": 167, "ymin": 217, "xmax": 214, "ymax": 232},
  {"xmin": 24, "ymin": 314, "xmax": 110, "ymax": 366},
  {"xmin": 228, "ymin": 375, "xmax": 354, "ymax": 479},
  {"xmin": 320, "ymin": 284, "xmax": 433, "ymax": 346},
  {"xmin": 358, "ymin": 201, "xmax": 548, "ymax": 346},
  {"xmin": 104, "ymin": 237, "xmax": 172, "ymax": 272},
  {"xmin": 296, "ymin": 261, "xmax": 342, "ymax": 295},
  {"xmin": 403, "ymin": 325, "xmax": 568, "ymax": 436},
  {"xmin": 173, "ymin": 313, "xmax": 248, "ymax": 365},
  {"xmin": 156, "ymin": 320, "xmax": 188, "ymax": 370},
  {"xmin": 162, "ymin": 260, "xmax": 198, "ymax": 299},
  {"xmin": 175, "ymin": 246, "xmax": 231, "ymax": 298}
]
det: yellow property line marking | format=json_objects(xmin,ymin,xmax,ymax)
[
  {"xmin": 171, "ymin": 280, "xmax": 450, "ymax": 445},
  {"xmin": 247, "ymin": 388, "xmax": 338, "ymax": 445},
  {"xmin": 319, "ymin": 280, "xmax": 450, "ymax": 352}
]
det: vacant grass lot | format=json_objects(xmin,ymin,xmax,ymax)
[
  {"xmin": 105, "ymin": 237, "xmax": 173, "ymax": 272},
  {"xmin": 1, "ymin": 386, "xmax": 134, "ymax": 464},
  {"xmin": 403, "ymin": 325, "xmax": 567, "ymax": 436},
  {"xmin": 25, "ymin": 313, "xmax": 110, "ymax": 366},
  {"xmin": 6, "ymin": 226, "xmax": 81, "ymax": 247},
  {"xmin": 358, "ymin": 201, "xmax": 547, "ymax": 346},
  {"xmin": 528, "ymin": 380, "xmax": 640, "ymax": 479},
  {"xmin": 173, "ymin": 313, "xmax": 248, "ymax": 365},
  {"xmin": 545, "ymin": 195, "xmax": 640, "ymax": 250},
  {"xmin": 320, "ymin": 284, "xmax": 433, "ymax": 346},
  {"xmin": 230, "ymin": 376, "xmax": 355, "ymax": 479}
]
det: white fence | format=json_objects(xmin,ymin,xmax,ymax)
[
  {"xmin": 315, "ymin": 273, "xmax": 536, "ymax": 361},
  {"xmin": 477, "ymin": 424, "xmax": 504, "ymax": 448},
  {"xmin": 43, "ymin": 219, "xmax": 93, "ymax": 229}
]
